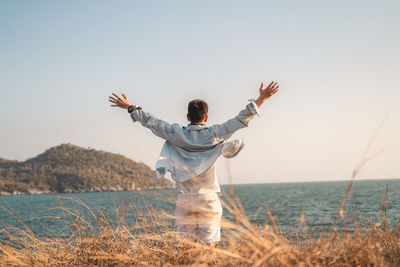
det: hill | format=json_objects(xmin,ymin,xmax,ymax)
[{"xmin": 0, "ymin": 144, "xmax": 172, "ymax": 195}]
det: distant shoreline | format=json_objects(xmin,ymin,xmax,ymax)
[
  {"xmin": 0, "ymin": 185, "xmax": 174, "ymax": 196},
  {"xmin": 226, "ymin": 177, "xmax": 400, "ymax": 186},
  {"xmin": 2, "ymin": 178, "xmax": 399, "ymax": 196}
]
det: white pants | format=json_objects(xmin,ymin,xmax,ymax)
[{"xmin": 175, "ymin": 192, "xmax": 222, "ymax": 243}]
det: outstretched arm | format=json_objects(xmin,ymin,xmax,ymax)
[
  {"xmin": 108, "ymin": 93, "xmax": 181, "ymax": 141},
  {"xmin": 211, "ymin": 81, "xmax": 279, "ymax": 140}
]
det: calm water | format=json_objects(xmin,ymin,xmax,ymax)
[{"xmin": 1, "ymin": 179, "xmax": 399, "ymax": 238}]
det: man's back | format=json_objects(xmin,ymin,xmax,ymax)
[
  {"xmin": 129, "ymin": 100, "xmax": 260, "ymax": 183},
  {"xmin": 176, "ymin": 164, "xmax": 219, "ymax": 194}
]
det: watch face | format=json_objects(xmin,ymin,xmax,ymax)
[{"xmin": 128, "ymin": 106, "xmax": 134, "ymax": 113}]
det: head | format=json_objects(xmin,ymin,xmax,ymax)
[{"xmin": 187, "ymin": 99, "xmax": 208, "ymax": 124}]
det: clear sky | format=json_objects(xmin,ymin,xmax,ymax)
[{"xmin": 1, "ymin": 0, "xmax": 399, "ymax": 184}]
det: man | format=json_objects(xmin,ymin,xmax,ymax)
[{"xmin": 108, "ymin": 81, "xmax": 279, "ymax": 245}]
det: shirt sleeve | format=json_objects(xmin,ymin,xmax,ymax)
[
  {"xmin": 130, "ymin": 107, "xmax": 182, "ymax": 141},
  {"xmin": 210, "ymin": 99, "xmax": 260, "ymax": 141}
]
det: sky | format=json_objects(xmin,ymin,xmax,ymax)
[{"xmin": 0, "ymin": 0, "xmax": 399, "ymax": 184}]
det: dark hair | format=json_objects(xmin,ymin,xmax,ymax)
[{"xmin": 188, "ymin": 99, "xmax": 208, "ymax": 123}]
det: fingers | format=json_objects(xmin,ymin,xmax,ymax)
[
  {"xmin": 112, "ymin": 93, "xmax": 123, "ymax": 101},
  {"xmin": 108, "ymin": 91, "xmax": 130, "ymax": 109},
  {"xmin": 109, "ymin": 99, "xmax": 122, "ymax": 106},
  {"xmin": 272, "ymin": 85, "xmax": 279, "ymax": 94},
  {"xmin": 267, "ymin": 81, "xmax": 279, "ymax": 89},
  {"xmin": 268, "ymin": 81, "xmax": 278, "ymax": 89},
  {"xmin": 258, "ymin": 80, "xmax": 279, "ymax": 98},
  {"xmin": 108, "ymin": 96, "xmax": 119, "ymax": 102},
  {"xmin": 260, "ymin": 81, "xmax": 279, "ymax": 91},
  {"xmin": 109, "ymin": 99, "xmax": 125, "ymax": 108}
]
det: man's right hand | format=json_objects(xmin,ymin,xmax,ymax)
[{"xmin": 108, "ymin": 93, "xmax": 131, "ymax": 109}]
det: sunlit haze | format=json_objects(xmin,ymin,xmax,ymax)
[{"xmin": 1, "ymin": 0, "xmax": 399, "ymax": 184}]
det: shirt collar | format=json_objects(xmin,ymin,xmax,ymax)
[{"xmin": 185, "ymin": 124, "xmax": 207, "ymax": 130}]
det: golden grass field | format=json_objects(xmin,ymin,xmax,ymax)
[{"xmin": 0, "ymin": 184, "xmax": 399, "ymax": 267}]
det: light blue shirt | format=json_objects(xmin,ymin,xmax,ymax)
[{"xmin": 130, "ymin": 100, "xmax": 260, "ymax": 183}]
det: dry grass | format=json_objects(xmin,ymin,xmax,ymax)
[{"xmin": 0, "ymin": 188, "xmax": 399, "ymax": 267}]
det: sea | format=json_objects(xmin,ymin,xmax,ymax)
[{"xmin": 0, "ymin": 179, "xmax": 399, "ymax": 239}]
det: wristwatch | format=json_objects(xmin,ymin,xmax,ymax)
[
  {"xmin": 128, "ymin": 105, "xmax": 141, "ymax": 113},
  {"xmin": 127, "ymin": 105, "xmax": 135, "ymax": 113}
]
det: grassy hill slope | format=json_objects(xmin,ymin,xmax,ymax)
[{"xmin": 0, "ymin": 144, "xmax": 171, "ymax": 194}]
